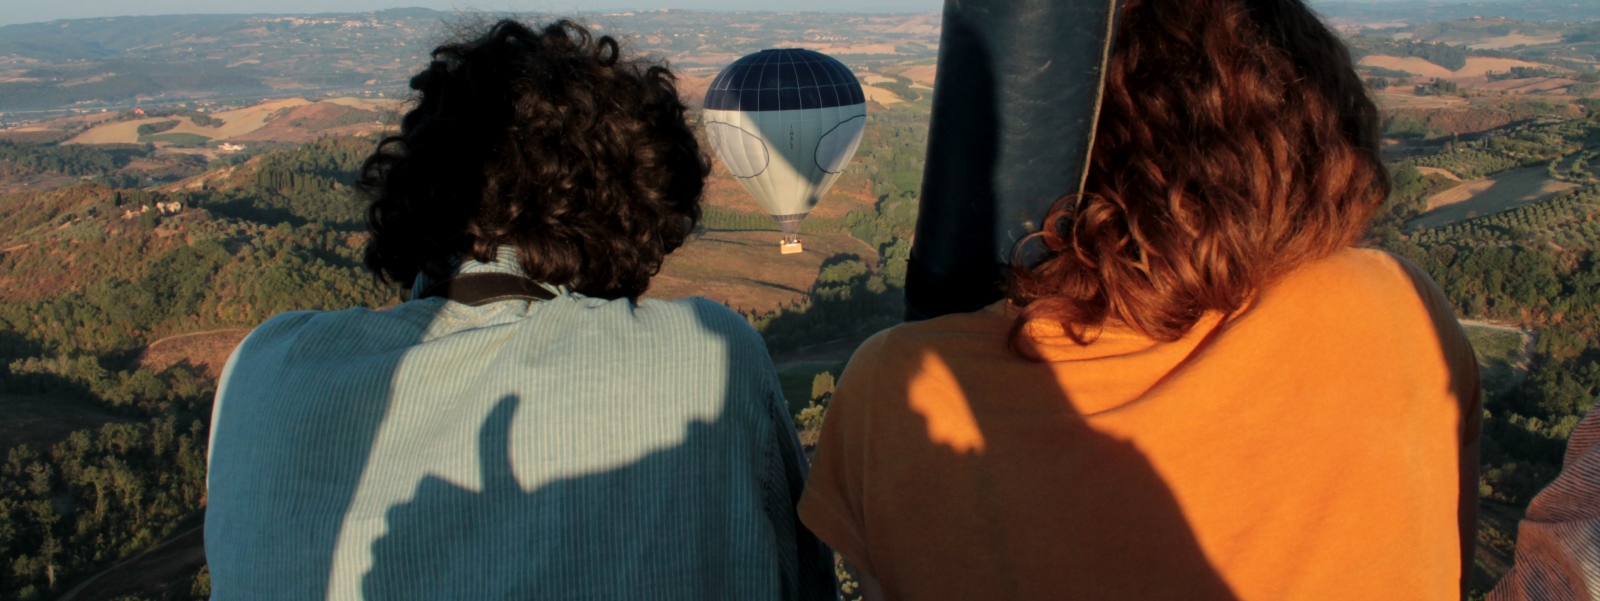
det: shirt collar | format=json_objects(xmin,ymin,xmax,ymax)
[{"xmin": 411, "ymin": 246, "xmax": 559, "ymax": 300}]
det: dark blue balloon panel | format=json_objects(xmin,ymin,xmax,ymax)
[{"xmin": 704, "ymin": 49, "xmax": 866, "ymax": 112}]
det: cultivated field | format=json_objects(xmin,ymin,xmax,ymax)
[
  {"xmin": 649, "ymin": 229, "xmax": 879, "ymax": 314},
  {"xmin": 1410, "ymin": 166, "xmax": 1580, "ymax": 230},
  {"xmin": 1359, "ymin": 55, "xmax": 1550, "ymax": 80},
  {"xmin": 64, "ymin": 98, "xmax": 313, "ymax": 145},
  {"xmin": 1373, "ymin": 89, "xmax": 1470, "ymax": 110},
  {"xmin": 1469, "ymin": 34, "xmax": 1564, "ymax": 50}
]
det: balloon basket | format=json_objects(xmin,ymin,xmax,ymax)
[{"xmin": 780, "ymin": 239, "xmax": 804, "ymax": 255}]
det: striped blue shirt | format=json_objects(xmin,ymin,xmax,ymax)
[{"xmin": 206, "ymin": 248, "xmax": 834, "ymax": 600}]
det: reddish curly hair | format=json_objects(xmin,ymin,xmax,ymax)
[{"xmin": 1009, "ymin": 0, "xmax": 1388, "ymax": 347}]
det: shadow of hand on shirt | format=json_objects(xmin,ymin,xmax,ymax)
[
  {"xmin": 363, "ymin": 298, "xmax": 835, "ymax": 601},
  {"xmin": 361, "ymin": 394, "xmax": 751, "ymax": 599}
]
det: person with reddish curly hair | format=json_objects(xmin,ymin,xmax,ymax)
[
  {"xmin": 800, "ymin": 0, "xmax": 1481, "ymax": 599},
  {"xmin": 205, "ymin": 20, "xmax": 834, "ymax": 600}
]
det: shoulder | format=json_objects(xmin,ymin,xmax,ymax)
[
  {"xmin": 231, "ymin": 303, "xmax": 440, "ymax": 366},
  {"xmin": 833, "ymin": 305, "xmax": 1011, "ymax": 400},
  {"xmin": 1281, "ymin": 247, "xmax": 1419, "ymax": 292},
  {"xmin": 1262, "ymin": 247, "xmax": 1454, "ymax": 321},
  {"xmin": 632, "ymin": 296, "xmax": 769, "ymax": 354},
  {"xmin": 849, "ymin": 303, "xmax": 1011, "ymax": 367}
]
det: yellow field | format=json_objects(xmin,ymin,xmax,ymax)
[
  {"xmin": 322, "ymin": 96, "xmax": 405, "ymax": 112},
  {"xmin": 788, "ymin": 42, "xmax": 900, "ymax": 55},
  {"xmin": 861, "ymin": 85, "xmax": 904, "ymax": 105},
  {"xmin": 1469, "ymin": 34, "xmax": 1562, "ymax": 50},
  {"xmin": 886, "ymin": 64, "xmax": 938, "ymax": 87},
  {"xmin": 64, "ymin": 97, "xmax": 311, "ymax": 145},
  {"xmin": 1360, "ymin": 55, "xmax": 1551, "ymax": 80}
]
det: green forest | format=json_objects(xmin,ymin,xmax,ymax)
[
  {"xmin": 0, "ymin": 134, "xmax": 397, "ymax": 598},
  {"xmin": 0, "ymin": 104, "xmax": 936, "ymax": 597},
  {"xmin": 1367, "ymin": 105, "xmax": 1600, "ymax": 595}
]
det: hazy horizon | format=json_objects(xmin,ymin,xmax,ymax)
[{"xmin": 0, "ymin": 0, "xmax": 1515, "ymax": 27}]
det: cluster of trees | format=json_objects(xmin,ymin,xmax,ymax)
[
  {"xmin": 0, "ymin": 146, "xmax": 405, "ymax": 595},
  {"xmin": 1405, "ymin": 189, "xmax": 1600, "ymax": 255},
  {"xmin": 1487, "ymin": 67, "xmax": 1562, "ymax": 81},
  {"xmin": 841, "ymin": 105, "xmax": 924, "ymax": 287},
  {"xmin": 1398, "ymin": 108, "xmax": 1594, "ymax": 181},
  {"xmin": 1373, "ymin": 163, "xmax": 1460, "ymax": 232},
  {"xmin": 1384, "ymin": 234, "xmax": 1600, "ymax": 508},
  {"xmin": 134, "ymin": 121, "xmax": 181, "ymax": 136},
  {"xmin": 0, "ymin": 415, "xmax": 213, "ymax": 600},
  {"xmin": 1410, "ymin": 148, "xmax": 1523, "ymax": 179},
  {"xmin": 287, "ymin": 107, "xmax": 382, "ymax": 131},
  {"xmin": 1415, "ymin": 78, "xmax": 1462, "ymax": 96},
  {"xmin": 124, "ymin": 109, "xmax": 223, "ymax": 129},
  {"xmin": 0, "ymin": 141, "xmax": 150, "ymax": 179},
  {"xmin": 1365, "ymin": 66, "xmax": 1414, "ymax": 79},
  {"xmin": 1369, "ymin": 39, "xmax": 1471, "ymax": 71},
  {"xmin": 744, "ymin": 254, "xmax": 902, "ymax": 355},
  {"xmin": 189, "ymin": 136, "xmax": 374, "ymax": 228},
  {"xmin": 1, "ymin": 226, "xmax": 394, "ymax": 357}
]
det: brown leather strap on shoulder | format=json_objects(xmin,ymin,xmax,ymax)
[{"xmin": 419, "ymin": 273, "xmax": 557, "ymax": 307}]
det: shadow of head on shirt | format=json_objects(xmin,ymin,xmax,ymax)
[
  {"xmin": 855, "ymin": 330, "xmax": 1242, "ymax": 600},
  {"xmin": 206, "ymin": 297, "xmax": 833, "ymax": 599},
  {"xmin": 360, "ymin": 392, "xmax": 808, "ymax": 599}
]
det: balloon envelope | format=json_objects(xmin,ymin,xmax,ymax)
[{"xmin": 703, "ymin": 49, "xmax": 867, "ymax": 248}]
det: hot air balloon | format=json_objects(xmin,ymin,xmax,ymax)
[{"xmin": 703, "ymin": 49, "xmax": 867, "ymax": 254}]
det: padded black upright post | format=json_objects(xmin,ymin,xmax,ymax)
[{"xmin": 905, "ymin": 0, "xmax": 1122, "ymax": 321}]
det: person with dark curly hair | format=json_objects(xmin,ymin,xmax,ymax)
[
  {"xmin": 204, "ymin": 19, "xmax": 834, "ymax": 600},
  {"xmin": 801, "ymin": 0, "xmax": 1481, "ymax": 599}
]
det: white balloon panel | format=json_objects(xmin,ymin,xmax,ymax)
[
  {"xmin": 705, "ymin": 121, "xmax": 769, "ymax": 179},
  {"xmin": 704, "ymin": 103, "xmax": 867, "ymax": 225}
]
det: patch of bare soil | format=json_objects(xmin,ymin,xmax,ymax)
[
  {"xmin": 1414, "ymin": 166, "xmax": 1461, "ymax": 181},
  {"xmin": 137, "ymin": 329, "xmax": 252, "ymax": 379},
  {"xmin": 649, "ymin": 230, "xmax": 878, "ymax": 314}
]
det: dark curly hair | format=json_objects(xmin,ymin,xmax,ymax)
[
  {"xmin": 1009, "ymin": 0, "xmax": 1387, "ymax": 346},
  {"xmin": 360, "ymin": 19, "xmax": 708, "ymax": 300}
]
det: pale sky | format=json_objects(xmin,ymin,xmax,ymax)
[{"xmin": 0, "ymin": 1, "xmax": 943, "ymax": 26}]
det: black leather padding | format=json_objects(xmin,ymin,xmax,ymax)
[{"xmin": 906, "ymin": 0, "xmax": 1122, "ymax": 321}]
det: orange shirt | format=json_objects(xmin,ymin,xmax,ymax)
[{"xmin": 799, "ymin": 248, "xmax": 1481, "ymax": 600}]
